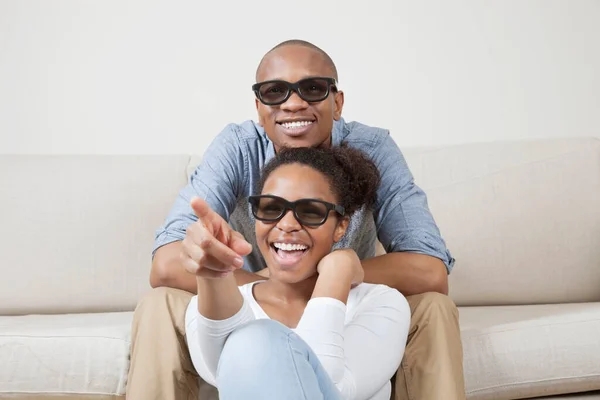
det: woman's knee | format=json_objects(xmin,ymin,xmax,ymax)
[
  {"xmin": 226, "ymin": 319, "xmax": 289, "ymax": 351},
  {"xmin": 219, "ymin": 319, "xmax": 291, "ymax": 370}
]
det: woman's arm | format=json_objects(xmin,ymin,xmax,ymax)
[
  {"xmin": 339, "ymin": 287, "xmax": 410, "ymax": 399},
  {"xmin": 185, "ymin": 275, "xmax": 255, "ymax": 386},
  {"xmin": 297, "ymin": 268, "xmax": 410, "ymax": 399},
  {"xmin": 195, "ymin": 274, "xmax": 244, "ymax": 319}
]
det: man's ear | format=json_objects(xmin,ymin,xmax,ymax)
[
  {"xmin": 255, "ymin": 99, "xmax": 264, "ymax": 126},
  {"xmin": 333, "ymin": 90, "xmax": 344, "ymax": 121},
  {"xmin": 333, "ymin": 217, "xmax": 349, "ymax": 243}
]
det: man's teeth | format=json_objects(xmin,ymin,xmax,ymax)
[
  {"xmin": 281, "ymin": 121, "xmax": 313, "ymax": 129},
  {"xmin": 273, "ymin": 243, "xmax": 308, "ymax": 251}
]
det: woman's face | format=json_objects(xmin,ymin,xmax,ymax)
[{"xmin": 255, "ymin": 163, "xmax": 348, "ymax": 283}]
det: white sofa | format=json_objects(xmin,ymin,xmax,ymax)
[{"xmin": 1, "ymin": 137, "xmax": 599, "ymax": 400}]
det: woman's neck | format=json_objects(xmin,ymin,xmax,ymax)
[{"xmin": 255, "ymin": 274, "xmax": 318, "ymax": 306}]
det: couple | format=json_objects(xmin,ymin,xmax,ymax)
[{"xmin": 127, "ymin": 40, "xmax": 466, "ymax": 400}]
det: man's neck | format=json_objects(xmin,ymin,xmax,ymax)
[
  {"xmin": 272, "ymin": 135, "xmax": 333, "ymax": 154},
  {"xmin": 318, "ymin": 135, "xmax": 333, "ymax": 149}
]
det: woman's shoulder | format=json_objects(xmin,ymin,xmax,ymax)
[{"xmin": 237, "ymin": 280, "xmax": 266, "ymax": 299}]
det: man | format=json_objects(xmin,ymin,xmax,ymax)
[{"xmin": 127, "ymin": 39, "xmax": 465, "ymax": 400}]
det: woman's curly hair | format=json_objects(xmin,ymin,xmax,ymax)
[{"xmin": 257, "ymin": 145, "xmax": 381, "ymax": 216}]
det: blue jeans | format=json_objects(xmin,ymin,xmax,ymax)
[{"xmin": 216, "ymin": 319, "xmax": 342, "ymax": 400}]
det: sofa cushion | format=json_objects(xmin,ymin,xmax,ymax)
[
  {"xmin": 460, "ymin": 303, "xmax": 600, "ymax": 400},
  {"xmin": 0, "ymin": 312, "xmax": 132, "ymax": 397}
]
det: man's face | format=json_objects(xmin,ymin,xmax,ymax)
[{"xmin": 255, "ymin": 45, "xmax": 344, "ymax": 151}]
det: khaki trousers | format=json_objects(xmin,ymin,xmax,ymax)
[{"xmin": 126, "ymin": 287, "xmax": 466, "ymax": 400}]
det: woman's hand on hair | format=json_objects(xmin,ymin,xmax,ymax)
[
  {"xmin": 317, "ymin": 249, "xmax": 364, "ymax": 287},
  {"xmin": 313, "ymin": 249, "xmax": 363, "ymax": 303}
]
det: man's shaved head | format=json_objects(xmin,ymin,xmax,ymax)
[
  {"xmin": 253, "ymin": 39, "xmax": 345, "ymax": 152},
  {"xmin": 256, "ymin": 39, "xmax": 338, "ymax": 82}
]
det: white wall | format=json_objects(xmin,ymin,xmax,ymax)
[{"xmin": 1, "ymin": 0, "xmax": 598, "ymax": 154}]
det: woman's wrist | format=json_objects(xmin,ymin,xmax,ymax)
[
  {"xmin": 196, "ymin": 273, "xmax": 233, "ymax": 292},
  {"xmin": 317, "ymin": 249, "xmax": 364, "ymax": 286},
  {"xmin": 312, "ymin": 266, "xmax": 353, "ymax": 304}
]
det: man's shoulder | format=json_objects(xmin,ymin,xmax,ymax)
[
  {"xmin": 204, "ymin": 120, "xmax": 268, "ymax": 161},
  {"xmin": 337, "ymin": 119, "xmax": 391, "ymax": 152},
  {"xmin": 214, "ymin": 120, "xmax": 265, "ymax": 142}
]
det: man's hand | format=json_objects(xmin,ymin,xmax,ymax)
[
  {"xmin": 317, "ymin": 249, "xmax": 364, "ymax": 286},
  {"xmin": 181, "ymin": 197, "xmax": 252, "ymax": 279}
]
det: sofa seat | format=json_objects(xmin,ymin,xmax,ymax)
[
  {"xmin": 460, "ymin": 303, "xmax": 600, "ymax": 400},
  {"xmin": 1, "ymin": 305, "xmax": 600, "ymax": 400},
  {"xmin": 538, "ymin": 393, "xmax": 600, "ymax": 399},
  {"xmin": 0, "ymin": 312, "xmax": 132, "ymax": 398}
]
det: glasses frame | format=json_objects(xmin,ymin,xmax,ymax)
[
  {"xmin": 251, "ymin": 77, "xmax": 338, "ymax": 106},
  {"xmin": 248, "ymin": 195, "xmax": 345, "ymax": 227}
]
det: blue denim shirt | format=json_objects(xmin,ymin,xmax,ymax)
[{"xmin": 154, "ymin": 118, "xmax": 454, "ymax": 273}]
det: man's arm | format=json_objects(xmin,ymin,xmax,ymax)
[
  {"xmin": 151, "ymin": 125, "xmax": 265, "ymax": 291},
  {"xmin": 362, "ymin": 253, "xmax": 448, "ymax": 296},
  {"xmin": 365, "ymin": 133, "xmax": 454, "ymax": 296},
  {"xmin": 150, "ymin": 241, "xmax": 266, "ymax": 294}
]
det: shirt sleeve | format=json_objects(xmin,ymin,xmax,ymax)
[
  {"xmin": 184, "ymin": 295, "xmax": 256, "ymax": 387},
  {"xmin": 295, "ymin": 287, "xmax": 411, "ymax": 400},
  {"xmin": 153, "ymin": 124, "xmax": 247, "ymax": 255},
  {"xmin": 371, "ymin": 133, "xmax": 455, "ymax": 273}
]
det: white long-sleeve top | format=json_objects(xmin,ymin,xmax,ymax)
[{"xmin": 185, "ymin": 281, "xmax": 411, "ymax": 400}]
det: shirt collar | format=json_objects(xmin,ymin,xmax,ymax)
[{"xmin": 331, "ymin": 118, "xmax": 346, "ymax": 147}]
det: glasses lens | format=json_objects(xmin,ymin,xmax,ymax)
[
  {"xmin": 295, "ymin": 200, "xmax": 328, "ymax": 225},
  {"xmin": 258, "ymin": 81, "xmax": 289, "ymax": 104},
  {"xmin": 298, "ymin": 78, "xmax": 330, "ymax": 102},
  {"xmin": 254, "ymin": 197, "xmax": 285, "ymax": 221}
]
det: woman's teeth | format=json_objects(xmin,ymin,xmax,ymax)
[
  {"xmin": 273, "ymin": 243, "xmax": 308, "ymax": 251},
  {"xmin": 281, "ymin": 121, "xmax": 313, "ymax": 129}
]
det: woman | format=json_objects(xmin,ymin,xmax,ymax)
[{"xmin": 185, "ymin": 146, "xmax": 411, "ymax": 400}]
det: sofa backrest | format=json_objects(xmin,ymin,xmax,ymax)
[
  {"xmin": 401, "ymin": 137, "xmax": 600, "ymax": 306},
  {"xmin": 0, "ymin": 155, "xmax": 190, "ymax": 315},
  {"xmin": 1, "ymin": 137, "xmax": 598, "ymax": 315}
]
